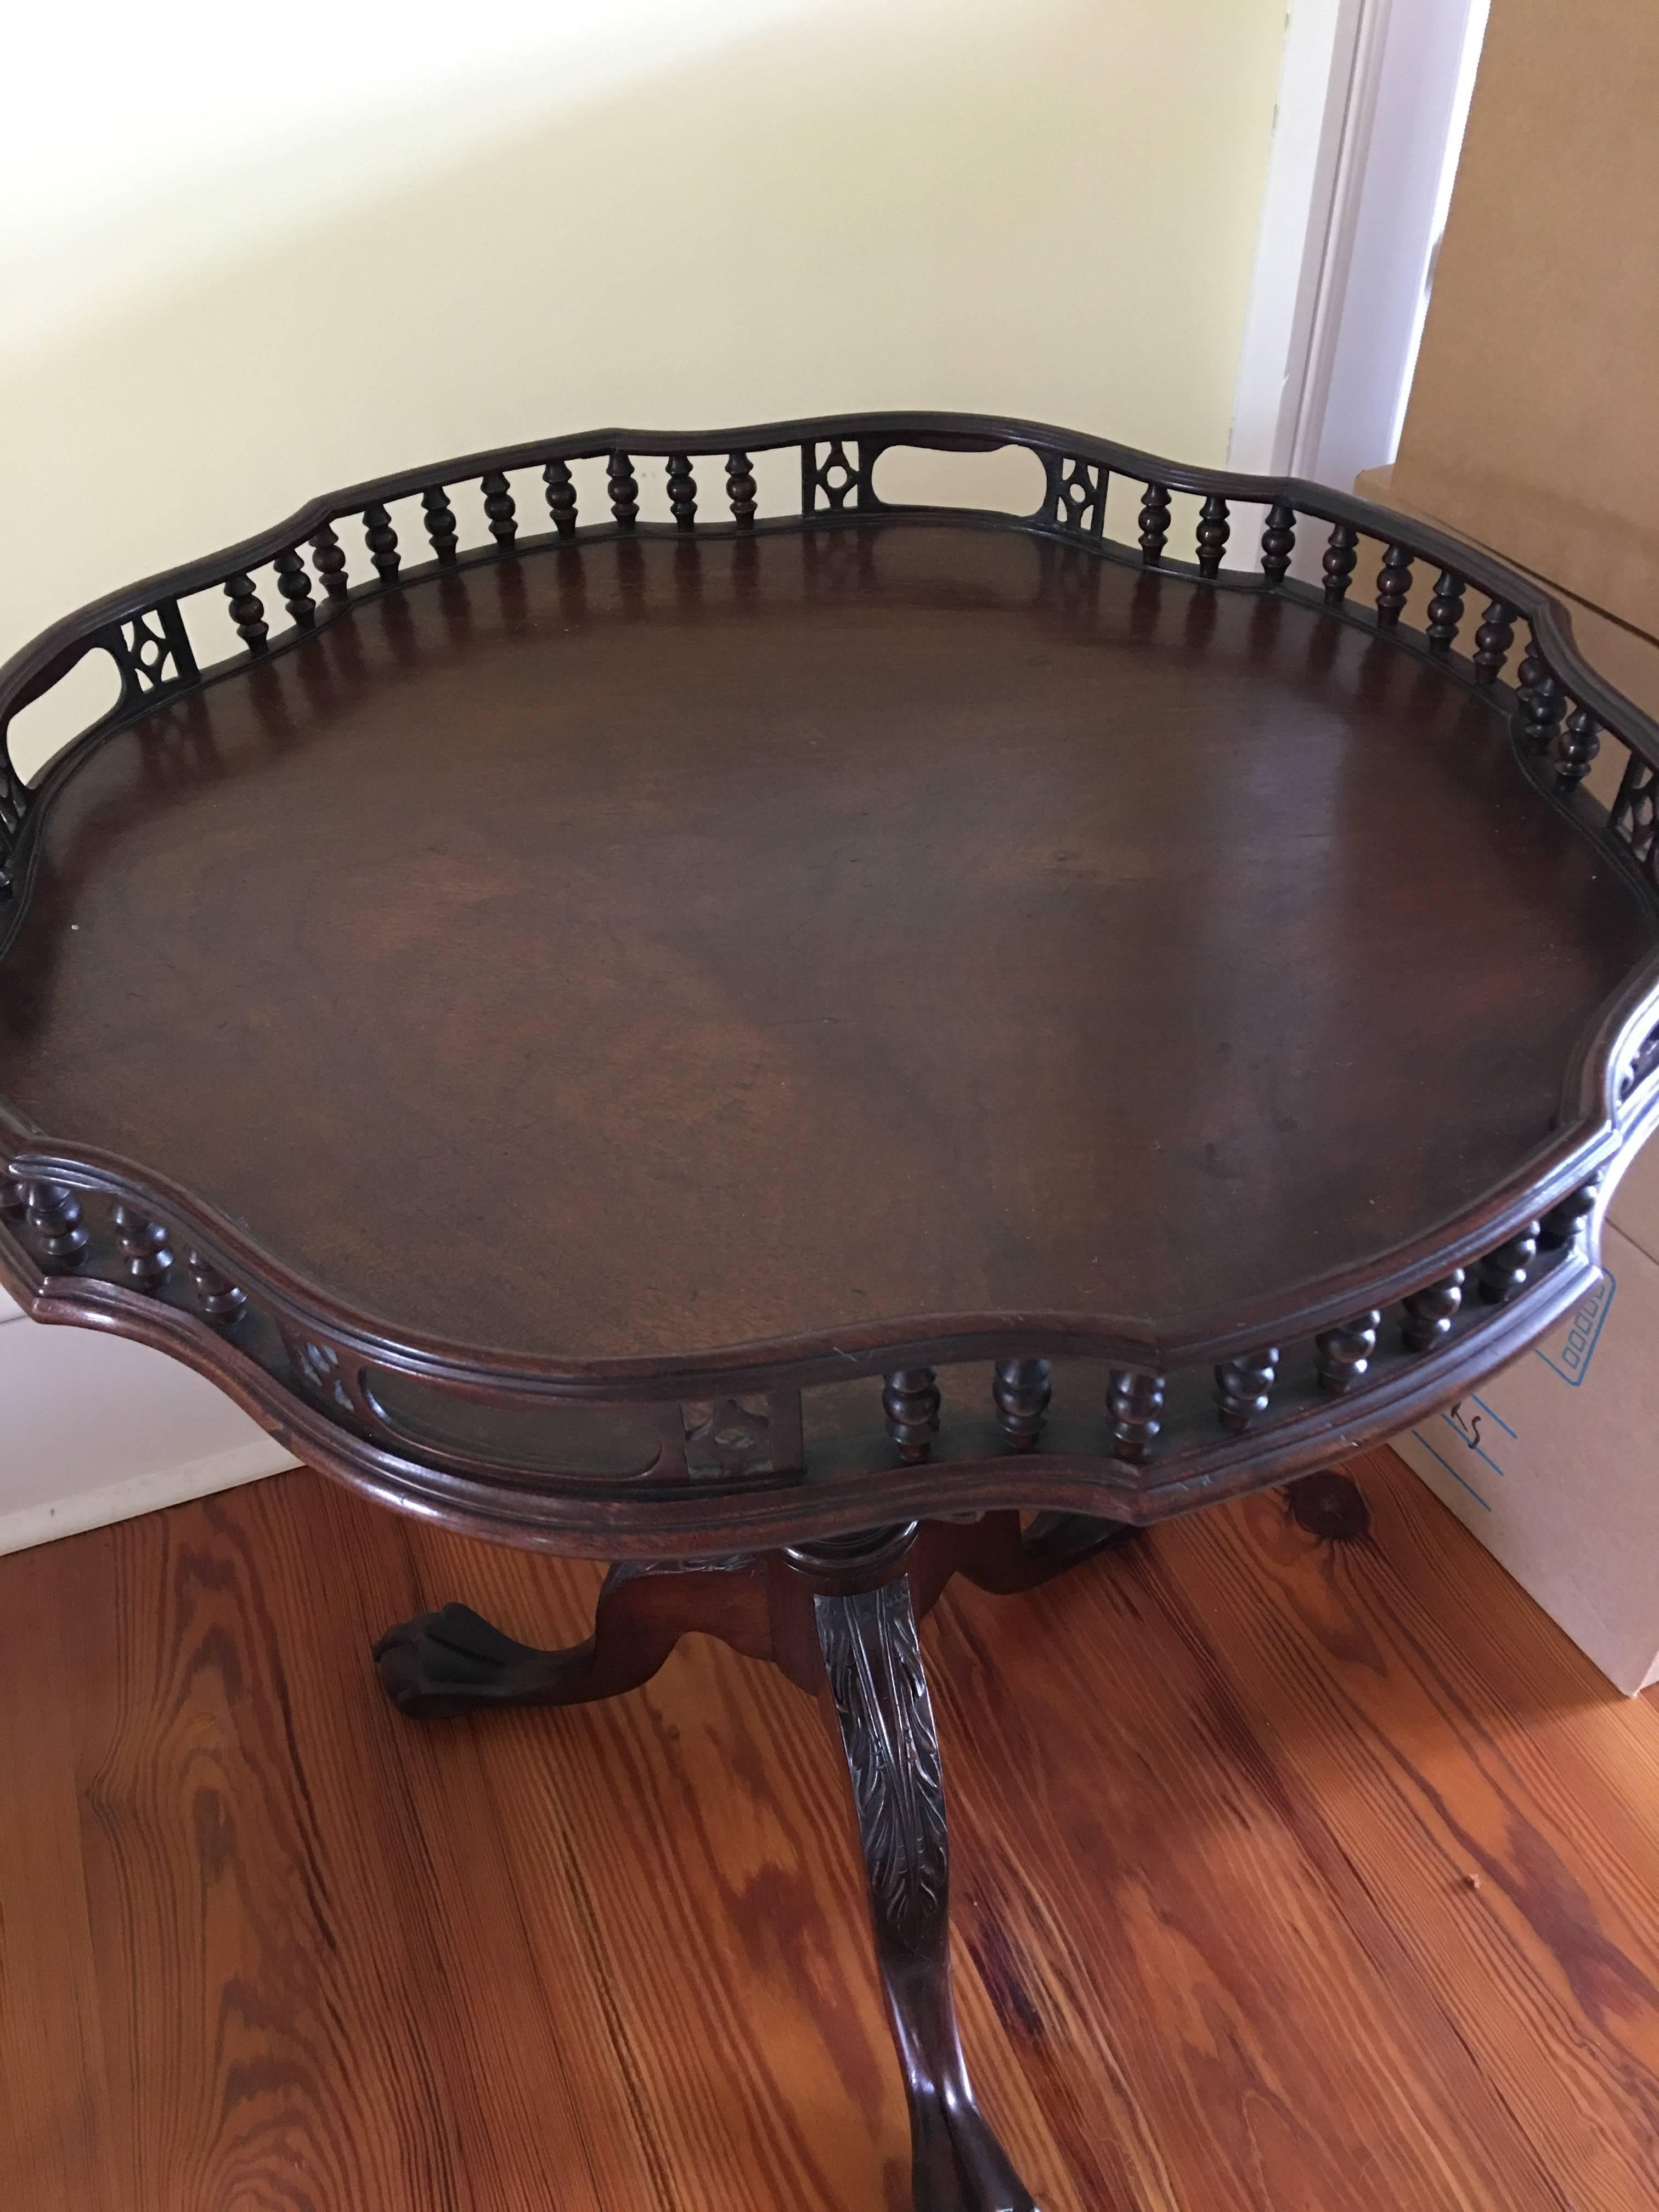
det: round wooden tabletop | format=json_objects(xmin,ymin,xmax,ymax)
[
  {"xmin": 1, "ymin": 416, "xmax": 1655, "ymax": 1547},
  {"xmin": 2, "ymin": 522, "xmax": 1647, "ymax": 1358}
]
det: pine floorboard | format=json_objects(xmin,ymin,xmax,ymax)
[{"xmin": 3, "ymin": 1446, "xmax": 1658, "ymax": 2210}]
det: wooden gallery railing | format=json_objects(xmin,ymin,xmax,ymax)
[{"xmin": 2, "ymin": 413, "xmax": 1658, "ymax": 1539}]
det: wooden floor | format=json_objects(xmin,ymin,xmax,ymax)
[{"xmin": 5, "ymin": 1449, "xmax": 1659, "ymax": 2211}]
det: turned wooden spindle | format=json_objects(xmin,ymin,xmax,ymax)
[
  {"xmin": 112, "ymin": 1204, "xmax": 173, "ymax": 1289},
  {"xmin": 1259, "ymin": 500, "xmax": 1296, "ymax": 585},
  {"xmin": 1138, "ymin": 483, "xmax": 1172, "ymax": 565},
  {"xmin": 725, "ymin": 452, "xmax": 758, "ymax": 528},
  {"xmin": 272, "ymin": 549, "xmax": 317, "ymax": 630},
  {"xmin": 607, "ymin": 452, "xmax": 640, "ymax": 528},
  {"xmin": 1555, "ymin": 707, "xmax": 1601, "ymax": 792},
  {"xmin": 309, "ymin": 521, "xmax": 350, "ymax": 599},
  {"xmin": 1471, "ymin": 599, "xmax": 1516, "ymax": 684},
  {"xmin": 480, "ymin": 471, "xmax": 518, "ymax": 549},
  {"xmin": 665, "ymin": 454, "xmax": 697, "ymax": 531},
  {"xmin": 991, "ymin": 1358, "xmax": 1051, "ymax": 1451},
  {"xmin": 1540, "ymin": 1177, "xmax": 1601, "ymax": 1250},
  {"xmin": 1108, "ymin": 1367, "xmax": 1164, "ymax": 1462},
  {"xmin": 1315, "ymin": 1310, "xmax": 1380, "ymax": 1395},
  {"xmin": 421, "ymin": 488, "xmax": 460, "ymax": 564},
  {"xmin": 1215, "ymin": 1347, "xmax": 1278, "ymax": 1432},
  {"xmin": 1516, "ymin": 637, "xmax": 1567, "ymax": 752},
  {"xmin": 1531, "ymin": 672, "xmax": 1568, "ymax": 751},
  {"xmin": 1425, "ymin": 569, "xmax": 1465, "ymax": 652},
  {"xmin": 24, "ymin": 1180, "xmax": 88, "ymax": 1264},
  {"xmin": 305, "ymin": 537, "xmax": 352, "ymax": 624},
  {"xmin": 1477, "ymin": 1223, "xmax": 1540, "ymax": 1305},
  {"xmin": 1401, "ymin": 1270, "xmax": 1465, "ymax": 1352},
  {"xmin": 186, "ymin": 1249, "xmax": 247, "ymax": 1324},
  {"xmin": 362, "ymin": 503, "xmax": 402, "ymax": 581},
  {"xmin": 223, "ymin": 573, "xmax": 269, "ymax": 653},
  {"xmin": 1374, "ymin": 543, "xmax": 1413, "ymax": 627},
  {"xmin": 1322, "ymin": 522, "xmax": 1359, "ymax": 605},
  {"xmin": 1195, "ymin": 494, "xmax": 1230, "ymax": 579},
  {"xmin": 543, "ymin": 460, "xmax": 578, "ymax": 538},
  {"xmin": 883, "ymin": 1368, "xmax": 941, "ymax": 1463}
]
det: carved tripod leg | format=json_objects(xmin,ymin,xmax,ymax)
[
  {"xmin": 373, "ymin": 1555, "xmax": 769, "ymax": 1719},
  {"xmin": 815, "ymin": 1575, "xmax": 1039, "ymax": 2212}
]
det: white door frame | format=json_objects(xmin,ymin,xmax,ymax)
[{"xmin": 1229, "ymin": 0, "xmax": 1488, "ymax": 491}]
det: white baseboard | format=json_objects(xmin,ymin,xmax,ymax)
[
  {"xmin": 0, "ymin": 1309, "xmax": 300, "ymax": 1556},
  {"xmin": 0, "ymin": 1434, "xmax": 298, "ymax": 1557}
]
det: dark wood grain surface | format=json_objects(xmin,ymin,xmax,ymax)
[
  {"xmin": 1, "ymin": 525, "xmax": 1647, "ymax": 1361},
  {"xmin": 6, "ymin": 1444, "xmax": 1659, "ymax": 2211}
]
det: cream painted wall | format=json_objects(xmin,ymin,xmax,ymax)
[
  {"xmin": 0, "ymin": 0, "xmax": 1286, "ymax": 1537},
  {"xmin": 2, "ymin": 0, "xmax": 1287, "ymax": 658}
]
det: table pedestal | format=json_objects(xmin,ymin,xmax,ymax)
[{"xmin": 374, "ymin": 1510, "xmax": 1132, "ymax": 2211}]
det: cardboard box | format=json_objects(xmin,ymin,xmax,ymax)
[
  {"xmin": 1362, "ymin": 4, "xmax": 1659, "ymax": 1692},
  {"xmin": 1376, "ymin": 536, "xmax": 1659, "ymax": 1694},
  {"xmin": 1387, "ymin": 0, "xmax": 1659, "ymax": 639},
  {"xmin": 1392, "ymin": 1153, "xmax": 1659, "ymax": 1694},
  {"xmin": 1364, "ymin": 496, "xmax": 1659, "ymax": 1694},
  {"xmin": 1364, "ymin": 479, "xmax": 1659, "ymax": 1694}
]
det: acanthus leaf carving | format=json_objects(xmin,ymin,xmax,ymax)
[{"xmin": 816, "ymin": 1578, "xmax": 949, "ymax": 1956}]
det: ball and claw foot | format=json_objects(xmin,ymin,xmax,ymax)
[
  {"xmin": 373, "ymin": 1555, "xmax": 776, "ymax": 1720},
  {"xmin": 373, "ymin": 1603, "xmax": 597, "ymax": 1718}
]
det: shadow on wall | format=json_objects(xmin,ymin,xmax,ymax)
[{"xmin": 0, "ymin": 0, "xmax": 1286, "ymax": 656}]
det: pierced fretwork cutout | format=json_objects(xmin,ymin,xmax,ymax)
[
  {"xmin": 1621, "ymin": 1018, "xmax": 1659, "ymax": 1102},
  {"xmin": 1047, "ymin": 456, "xmax": 1107, "ymax": 537},
  {"xmin": 286, "ymin": 1331, "xmax": 356, "ymax": 1413},
  {"xmin": 804, "ymin": 439, "xmax": 865, "ymax": 514},
  {"xmin": 0, "ymin": 748, "xmax": 27, "ymax": 856},
  {"xmin": 105, "ymin": 600, "xmax": 197, "ymax": 710},
  {"xmin": 684, "ymin": 1396, "xmax": 774, "ymax": 1477},
  {"xmin": 123, "ymin": 613, "xmax": 178, "ymax": 689},
  {"xmin": 1611, "ymin": 757, "xmax": 1658, "ymax": 888}
]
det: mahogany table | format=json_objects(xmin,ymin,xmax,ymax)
[{"xmin": 4, "ymin": 414, "xmax": 1658, "ymax": 2211}]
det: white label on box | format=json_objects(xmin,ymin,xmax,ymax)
[{"xmin": 1406, "ymin": 1272, "xmax": 1617, "ymax": 1513}]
